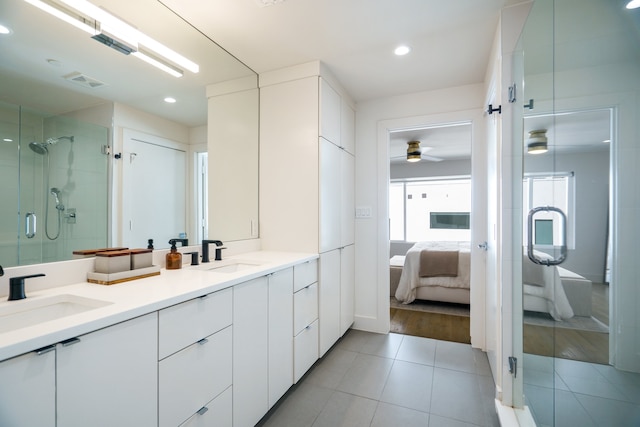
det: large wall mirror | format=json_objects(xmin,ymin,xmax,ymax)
[{"xmin": 0, "ymin": 0, "xmax": 258, "ymax": 267}]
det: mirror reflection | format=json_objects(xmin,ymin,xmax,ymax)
[{"xmin": 0, "ymin": 0, "xmax": 257, "ymax": 267}]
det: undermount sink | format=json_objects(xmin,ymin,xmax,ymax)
[
  {"xmin": 0, "ymin": 294, "xmax": 112, "ymax": 334},
  {"xmin": 200, "ymin": 260, "xmax": 264, "ymax": 273}
]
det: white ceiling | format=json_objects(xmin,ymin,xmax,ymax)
[{"xmin": 163, "ymin": 0, "xmax": 520, "ymax": 103}]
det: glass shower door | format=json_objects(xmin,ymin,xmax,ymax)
[{"xmin": 515, "ymin": 0, "xmax": 640, "ymax": 425}]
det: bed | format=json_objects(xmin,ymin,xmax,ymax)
[
  {"xmin": 394, "ymin": 241, "xmax": 471, "ymax": 305},
  {"xmin": 393, "ymin": 242, "xmax": 576, "ymax": 321}
]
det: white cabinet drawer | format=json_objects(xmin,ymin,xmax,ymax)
[
  {"xmin": 294, "ymin": 319, "xmax": 319, "ymax": 383},
  {"xmin": 158, "ymin": 287, "xmax": 232, "ymax": 359},
  {"xmin": 294, "ymin": 259, "xmax": 318, "ymax": 292},
  {"xmin": 293, "ymin": 282, "xmax": 318, "ymax": 335},
  {"xmin": 159, "ymin": 326, "xmax": 232, "ymax": 427},
  {"xmin": 178, "ymin": 386, "xmax": 232, "ymax": 427}
]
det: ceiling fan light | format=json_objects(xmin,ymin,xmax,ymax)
[
  {"xmin": 406, "ymin": 140, "xmax": 421, "ymax": 162},
  {"xmin": 527, "ymin": 129, "xmax": 548, "ymax": 154}
]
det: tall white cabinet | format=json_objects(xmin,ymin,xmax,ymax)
[{"xmin": 260, "ymin": 61, "xmax": 356, "ymax": 358}]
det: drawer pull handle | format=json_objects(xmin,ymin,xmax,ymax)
[
  {"xmin": 197, "ymin": 338, "xmax": 209, "ymax": 345},
  {"xmin": 60, "ymin": 337, "xmax": 81, "ymax": 347},
  {"xmin": 305, "ymin": 325, "xmax": 312, "ymax": 330},
  {"xmin": 196, "ymin": 406, "xmax": 209, "ymax": 416},
  {"xmin": 35, "ymin": 345, "xmax": 56, "ymax": 355}
]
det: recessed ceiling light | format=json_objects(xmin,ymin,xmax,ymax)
[
  {"xmin": 164, "ymin": 97, "xmax": 177, "ymax": 103},
  {"xmin": 0, "ymin": 24, "xmax": 12, "ymax": 35},
  {"xmin": 627, "ymin": 0, "xmax": 640, "ymax": 9},
  {"xmin": 394, "ymin": 45, "xmax": 411, "ymax": 56}
]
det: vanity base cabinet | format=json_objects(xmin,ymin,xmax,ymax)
[
  {"xmin": 268, "ymin": 268, "xmax": 294, "ymax": 408},
  {"xmin": 0, "ymin": 348, "xmax": 55, "ymax": 427},
  {"xmin": 158, "ymin": 287, "xmax": 233, "ymax": 427},
  {"xmin": 160, "ymin": 326, "xmax": 233, "ymax": 427},
  {"xmin": 233, "ymin": 276, "xmax": 269, "ymax": 427},
  {"xmin": 56, "ymin": 312, "xmax": 158, "ymax": 427}
]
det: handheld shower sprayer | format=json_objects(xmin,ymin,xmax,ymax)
[{"xmin": 50, "ymin": 188, "xmax": 64, "ymax": 211}]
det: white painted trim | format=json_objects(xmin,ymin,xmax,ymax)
[{"xmin": 495, "ymin": 400, "xmax": 536, "ymax": 427}]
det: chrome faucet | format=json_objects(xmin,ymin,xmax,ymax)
[
  {"xmin": 202, "ymin": 240, "xmax": 225, "ymax": 263},
  {"xmin": 8, "ymin": 274, "xmax": 45, "ymax": 301}
]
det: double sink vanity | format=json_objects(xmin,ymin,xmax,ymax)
[{"xmin": 0, "ymin": 250, "xmax": 320, "ymax": 427}]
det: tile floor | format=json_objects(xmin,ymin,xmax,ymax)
[
  {"xmin": 258, "ymin": 330, "xmax": 500, "ymax": 427},
  {"xmin": 524, "ymin": 353, "xmax": 640, "ymax": 426}
]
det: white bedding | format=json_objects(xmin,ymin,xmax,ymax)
[
  {"xmin": 395, "ymin": 241, "xmax": 471, "ymax": 304},
  {"xmin": 394, "ymin": 241, "xmax": 575, "ymax": 321},
  {"xmin": 523, "ymin": 255, "xmax": 574, "ymax": 320}
]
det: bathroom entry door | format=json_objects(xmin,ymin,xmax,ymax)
[{"xmin": 121, "ymin": 129, "xmax": 187, "ymax": 249}]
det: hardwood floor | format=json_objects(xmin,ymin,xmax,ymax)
[
  {"xmin": 389, "ymin": 307, "xmax": 470, "ymax": 344},
  {"xmin": 389, "ymin": 283, "xmax": 610, "ymax": 364},
  {"xmin": 524, "ymin": 282, "xmax": 609, "ymax": 364}
]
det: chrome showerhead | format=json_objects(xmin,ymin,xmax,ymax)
[{"xmin": 29, "ymin": 141, "xmax": 48, "ymax": 155}]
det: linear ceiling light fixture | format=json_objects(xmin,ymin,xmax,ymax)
[{"xmin": 23, "ymin": 0, "xmax": 198, "ymax": 77}]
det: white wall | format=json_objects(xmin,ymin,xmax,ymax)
[{"xmin": 354, "ymin": 84, "xmax": 485, "ymax": 334}]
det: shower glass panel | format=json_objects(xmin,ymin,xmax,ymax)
[
  {"xmin": 0, "ymin": 101, "xmax": 109, "ymax": 267},
  {"xmin": 514, "ymin": 1, "xmax": 640, "ymax": 425}
]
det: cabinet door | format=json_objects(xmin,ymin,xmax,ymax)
[
  {"xmin": 319, "ymin": 249, "xmax": 341, "ymax": 356},
  {"xmin": 233, "ymin": 277, "xmax": 268, "ymax": 427},
  {"xmin": 57, "ymin": 312, "xmax": 158, "ymax": 427},
  {"xmin": 0, "ymin": 348, "xmax": 55, "ymax": 427},
  {"xmin": 319, "ymin": 138, "xmax": 342, "ymax": 253},
  {"xmin": 340, "ymin": 244, "xmax": 355, "ymax": 335},
  {"xmin": 319, "ymin": 78, "xmax": 341, "ymax": 146},
  {"xmin": 268, "ymin": 268, "xmax": 293, "ymax": 408},
  {"xmin": 340, "ymin": 98, "xmax": 355, "ymax": 155},
  {"xmin": 341, "ymin": 150, "xmax": 355, "ymax": 247}
]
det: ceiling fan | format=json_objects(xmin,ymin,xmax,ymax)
[{"xmin": 391, "ymin": 140, "xmax": 444, "ymax": 163}]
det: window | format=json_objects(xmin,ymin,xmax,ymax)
[
  {"xmin": 523, "ymin": 172, "xmax": 575, "ymax": 249},
  {"xmin": 390, "ymin": 178, "xmax": 471, "ymax": 242}
]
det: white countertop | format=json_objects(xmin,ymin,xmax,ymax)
[{"xmin": 0, "ymin": 251, "xmax": 317, "ymax": 362}]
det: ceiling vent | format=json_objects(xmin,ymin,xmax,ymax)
[{"xmin": 63, "ymin": 72, "xmax": 107, "ymax": 89}]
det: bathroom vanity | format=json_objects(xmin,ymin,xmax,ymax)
[{"xmin": 0, "ymin": 251, "xmax": 319, "ymax": 427}]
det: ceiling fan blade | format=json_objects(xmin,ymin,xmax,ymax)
[{"xmin": 421, "ymin": 154, "xmax": 444, "ymax": 162}]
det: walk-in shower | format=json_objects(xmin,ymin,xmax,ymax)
[{"xmin": 29, "ymin": 135, "xmax": 74, "ymax": 240}]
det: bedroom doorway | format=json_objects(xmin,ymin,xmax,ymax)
[{"xmin": 388, "ymin": 122, "xmax": 474, "ymax": 344}]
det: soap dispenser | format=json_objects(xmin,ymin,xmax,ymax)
[{"xmin": 165, "ymin": 239, "xmax": 182, "ymax": 270}]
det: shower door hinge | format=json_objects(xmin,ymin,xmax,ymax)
[
  {"xmin": 101, "ymin": 145, "xmax": 111, "ymax": 155},
  {"xmin": 508, "ymin": 356, "xmax": 518, "ymax": 378},
  {"xmin": 508, "ymin": 84, "xmax": 517, "ymax": 103}
]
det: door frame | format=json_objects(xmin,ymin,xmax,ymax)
[{"xmin": 377, "ymin": 109, "xmax": 487, "ymax": 347}]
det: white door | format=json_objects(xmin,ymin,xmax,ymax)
[{"xmin": 122, "ymin": 129, "xmax": 187, "ymax": 249}]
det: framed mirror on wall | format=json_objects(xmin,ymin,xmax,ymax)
[{"xmin": 0, "ymin": 0, "xmax": 258, "ymax": 267}]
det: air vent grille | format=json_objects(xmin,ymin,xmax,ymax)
[{"xmin": 63, "ymin": 72, "xmax": 107, "ymax": 89}]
